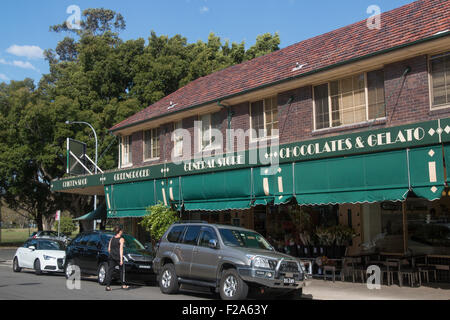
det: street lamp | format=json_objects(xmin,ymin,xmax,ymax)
[{"xmin": 66, "ymin": 120, "xmax": 98, "ymax": 230}]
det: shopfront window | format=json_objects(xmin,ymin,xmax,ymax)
[
  {"xmin": 361, "ymin": 202, "xmax": 404, "ymax": 253},
  {"xmin": 406, "ymin": 198, "xmax": 450, "ymax": 255}
]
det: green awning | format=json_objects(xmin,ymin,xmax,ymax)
[
  {"xmin": 274, "ymin": 195, "xmax": 294, "ymax": 205},
  {"xmin": 294, "ymin": 149, "xmax": 411, "ymax": 205},
  {"xmin": 105, "ymin": 181, "xmax": 156, "ymax": 218},
  {"xmin": 181, "ymin": 168, "xmax": 255, "ymax": 211},
  {"xmin": 184, "ymin": 199, "xmax": 253, "ymax": 212},
  {"xmin": 445, "ymin": 144, "xmax": 450, "ymax": 184},
  {"xmin": 73, "ymin": 203, "xmax": 107, "ymax": 221},
  {"xmin": 409, "ymin": 145, "xmax": 445, "ymax": 201}
]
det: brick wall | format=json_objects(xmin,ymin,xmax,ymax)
[{"xmin": 125, "ymin": 53, "xmax": 450, "ymax": 169}]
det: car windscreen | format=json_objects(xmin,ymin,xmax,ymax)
[
  {"xmin": 122, "ymin": 234, "xmax": 145, "ymax": 250},
  {"xmin": 219, "ymin": 229, "xmax": 274, "ymax": 251},
  {"xmin": 38, "ymin": 240, "xmax": 65, "ymax": 251},
  {"xmin": 103, "ymin": 234, "xmax": 145, "ymax": 250}
]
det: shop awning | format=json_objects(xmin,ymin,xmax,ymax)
[
  {"xmin": 73, "ymin": 203, "xmax": 107, "ymax": 221},
  {"xmin": 409, "ymin": 145, "xmax": 445, "ymax": 200},
  {"xmin": 105, "ymin": 180, "xmax": 156, "ymax": 218},
  {"xmin": 294, "ymin": 149, "xmax": 411, "ymax": 205},
  {"xmin": 103, "ymin": 145, "xmax": 447, "ymax": 217},
  {"xmin": 180, "ymin": 168, "xmax": 274, "ymax": 211}
]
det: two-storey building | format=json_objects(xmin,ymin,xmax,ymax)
[{"xmin": 53, "ymin": 0, "xmax": 450, "ymax": 272}]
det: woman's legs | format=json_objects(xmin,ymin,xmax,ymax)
[{"xmin": 105, "ymin": 259, "xmax": 118, "ymax": 290}]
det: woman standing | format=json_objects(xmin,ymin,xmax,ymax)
[{"xmin": 105, "ymin": 226, "xmax": 130, "ymax": 291}]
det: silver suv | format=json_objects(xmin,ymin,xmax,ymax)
[{"xmin": 153, "ymin": 222, "xmax": 307, "ymax": 300}]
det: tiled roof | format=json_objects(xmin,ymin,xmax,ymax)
[{"xmin": 110, "ymin": 0, "xmax": 450, "ymax": 132}]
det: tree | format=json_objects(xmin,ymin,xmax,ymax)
[
  {"xmin": 0, "ymin": 7, "xmax": 282, "ymax": 230},
  {"xmin": 139, "ymin": 203, "xmax": 179, "ymax": 243},
  {"xmin": 53, "ymin": 216, "xmax": 77, "ymax": 236}
]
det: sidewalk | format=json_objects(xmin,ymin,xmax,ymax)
[{"xmin": 303, "ymin": 279, "xmax": 450, "ymax": 300}]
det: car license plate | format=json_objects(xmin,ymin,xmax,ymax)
[
  {"xmin": 283, "ymin": 278, "xmax": 295, "ymax": 284},
  {"xmin": 138, "ymin": 265, "xmax": 151, "ymax": 269}
]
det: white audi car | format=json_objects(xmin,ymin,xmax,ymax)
[{"xmin": 13, "ymin": 238, "xmax": 66, "ymax": 275}]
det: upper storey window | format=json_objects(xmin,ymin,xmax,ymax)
[
  {"xmin": 430, "ymin": 52, "xmax": 450, "ymax": 109},
  {"xmin": 143, "ymin": 128, "xmax": 160, "ymax": 161},
  {"xmin": 250, "ymin": 96, "xmax": 279, "ymax": 140},
  {"xmin": 314, "ymin": 70, "xmax": 385, "ymax": 130},
  {"xmin": 120, "ymin": 135, "xmax": 132, "ymax": 167},
  {"xmin": 200, "ymin": 112, "xmax": 221, "ymax": 151}
]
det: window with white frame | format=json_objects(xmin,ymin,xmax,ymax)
[
  {"xmin": 430, "ymin": 52, "xmax": 450, "ymax": 108},
  {"xmin": 314, "ymin": 70, "xmax": 385, "ymax": 130},
  {"xmin": 143, "ymin": 128, "xmax": 160, "ymax": 160},
  {"xmin": 173, "ymin": 120, "xmax": 183, "ymax": 157},
  {"xmin": 200, "ymin": 112, "xmax": 221, "ymax": 151},
  {"xmin": 121, "ymin": 135, "xmax": 132, "ymax": 166},
  {"xmin": 250, "ymin": 96, "xmax": 278, "ymax": 140}
]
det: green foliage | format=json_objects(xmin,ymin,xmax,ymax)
[
  {"xmin": 0, "ymin": 7, "xmax": 281, "ymax": 230},
  {"xmin": 54, "ymin": 216, "xmax": 77, "ymax": 236},
  {"xmin": 314, "ymin": 225, "xmax": 355, "ymax": 246},
  {"xmin": 139, "ymin": 203, "xmax": 179, "ymax": 241}
]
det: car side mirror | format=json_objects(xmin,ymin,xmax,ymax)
[
  {"xmin": 28, "ymin": 246, "xmax": 35, "ymax": 251},
  {"xmin": 208, "ymin": 239, "xmax": 218, "ymax": 249}
]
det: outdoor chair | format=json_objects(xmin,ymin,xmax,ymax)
[
  {"xmin": 323, "ymin": 258, "xmax": 349, "ymax": 283},
  {"xmin": 349, "ymin": 258, "xmax": 367, "ymax": 284},
  {"xmin": 416, "ymin": 256, "xmax": 437, "ymax": 283},
  {"xmin": 398, "ymin": 259, "xmax": 421, "ymax": 287}
]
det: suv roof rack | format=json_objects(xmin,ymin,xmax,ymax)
[{"xmin": 173, "ymin": 220, "xmax": 209, "ymax": 224}]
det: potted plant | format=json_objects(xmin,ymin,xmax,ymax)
[
  {"xmin": 288, "ymin": 206, "xmax": 313, "ymax": 257},
  {"xmin": 334, "ymin": 225, "xmax": 355, "ymax": 257}
]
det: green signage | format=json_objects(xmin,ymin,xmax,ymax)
[{"xmin": 51, "ymin": 118, "xmax": 450, "ymax": 192}]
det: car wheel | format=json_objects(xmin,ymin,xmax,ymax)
[
  {"xmin": 12, "ymin": 257, "xmax": 21, "ymax": 273},
  {"xmin": 65, "ymin": 260, "xmax": 76, "ymax": 279},
  {"xmin": 219, "ymin": 269, "xmax": 248, "ymax": 300},
  {"xmin": 98, "ymin": 262, "xmax": 108, "ymax": 285},
  {"xmin": 34, "ymin": 259, "xmax": 42, "ymax": 275},
  {"xmin": 159, "ymin": 263, "xmax": 179, "ymax": 294}
]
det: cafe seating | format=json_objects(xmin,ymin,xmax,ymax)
[
  {"xmin": 323, "ymin": 258, "xmax": 350, "ymax": 283},
  {"xmin": 415, "ymin": 255, "xmax": 438, "ymax": 283}
]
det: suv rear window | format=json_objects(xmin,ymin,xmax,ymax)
[
  {"xmin": 182, "ymin": 226, "xmax": 201, "ymax": 245},
  {"xmin": 167, "ymin": 226, "xmax": 185, "ymax": 243}
]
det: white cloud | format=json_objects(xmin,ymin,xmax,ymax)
[
  {"xmin": 12, "ymin": 60, "xmax": 38, "ymax": 71},
  {"xmin": 0, "ymin": 73, "xmax": 9, "ymax": 81},
  {"xmin": 6, "ymin": 45, "xmax": 44, "ymax": 59},
  {"xmin": 0, "ymin": 58, "xmax": 39, "ymax": 72},
  {"xmin": 200, "ymin": 6, "xmax": 209, "ymax": 14}
]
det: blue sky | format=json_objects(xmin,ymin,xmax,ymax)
[{"xmin": 0, "ymin": 0, "xmax": 415, "ymax": 84}]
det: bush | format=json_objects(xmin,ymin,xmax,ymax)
[
  {"xmin": 53, "ymin": 216, "xmax": 77, "ymax": 236},
  {"xmin": 139, "ymin": 203, "xmax": 179, "ymax": 242}
]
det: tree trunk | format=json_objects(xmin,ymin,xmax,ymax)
[{"xmin": 36, "ymin": 213, "xmax": 43, "ymax": 231}]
